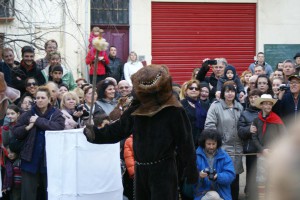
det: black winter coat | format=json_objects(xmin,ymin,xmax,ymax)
[
  {"xmin": 11, "ymin": 61, "xmax": 45, "ymax": 96},
  {"xmin": 12, "ymin": 105, "xmax": 65, "ymax": 163},
  {"xmin": 180, "ymin": 98, "xmax": 210, "ymax": 146},
  {"xmin": 107, "ymin": 55, "xmax": 124, "ymax": 82},
  {"xmin": 90, "ymin": 105, "xmax": 199, "ymax": 184},
  {"xmin": 238, "ymin": 106, "xmax": 260, "ymax": 153},
  {"xmin": 272, "ymin": 91, "xmax": 300, "ymax": 125},
  {"xmin": 196, "ymin": 63, "xmax": 218, "ymax": 101}
]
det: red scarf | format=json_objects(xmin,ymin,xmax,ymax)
[{"xmin": 258, "ymin": 111, "xmax": 284, "ymax": 135}]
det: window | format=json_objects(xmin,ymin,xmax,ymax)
[
  {"xmin": 0, "ymin": 0, "xmax": 14, "ymax": 18},
  {"xmin": 91, "ymin": 0, "xmax": 129, "ymax": 25}
]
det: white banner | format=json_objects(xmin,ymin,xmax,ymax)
[{"xmin": 45, "ymin": 128, "xmax": 123, "ymax": 200}]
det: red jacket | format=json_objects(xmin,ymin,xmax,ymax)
[
  {"xmin": 85, "ymin": 49, "xmax": 109, "ymax": 75},
  {"xmin": 124, "ymin": 135, "xmax": 134, "ymax": 177}
]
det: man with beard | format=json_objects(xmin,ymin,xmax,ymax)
[
  {"xmin": 194, "ymin": 129, "xmax": 235, "ymax": 200},
  {"xmin": 11, "ymin": 46, "xmax": 45, "ymax": 96}
]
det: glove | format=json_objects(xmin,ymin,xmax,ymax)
[
  {"xmin": 201, "ymin": 61, "xmax": 210, "ymax": 71},
  {"xmin": 83, "ymin": 123, "xmax": 95, "ymax": 142}
]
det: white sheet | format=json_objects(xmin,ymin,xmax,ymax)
[{"xmin": 45, "ymin": 128, "xmax": 123, "ymax": 200}]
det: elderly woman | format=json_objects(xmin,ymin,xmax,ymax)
[
  {"xmin": 123, "ymin": 51, "xmax": 143, "ymax": 86},
  {"xmin": 180, "ymin": 79, "xmax": 209, "ymax": 146},
  {"xmin": 205, "ymin": 83, "xmax": 244, "ymax": 200},
  {"xmin": 82, "ymin": 85, "xmax": 106, "ymax": 125},
  {"xmin": 12, "ymin": 86, "xmax": 65, "ymax": 200},
  {"xmin": 60, "ymin": 91, "xmax": 82, "ymax": 129},
  {"xmin": 96, "ymin": 79, "xmax": 117, "ymax": 115}
]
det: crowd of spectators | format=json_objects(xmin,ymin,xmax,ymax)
[{"xmin": 1, "ymin": 38, "xmax": 300, "ymax": 200}]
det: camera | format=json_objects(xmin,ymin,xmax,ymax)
[
  {"xmin": 205, "ymin": 59, "xmax": 217, "ymax": 65},
  {"xmin": 203, "ymin": 167, "xmax": 217, "ymax": 180},
  {"xmin": 75, "ymin": 104, "xmax": 84, "ymax": 111},
  {"xmin": 279, "ymin": 84, "xmax": 289, "ymax": 91}
]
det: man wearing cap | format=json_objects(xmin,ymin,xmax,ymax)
[
  {"xmin": 293, "ymin": 52, "xmax": 300, "ymax": 74},
  {"xmin": 248, "ymin": 52, "xmax": 273, "ymax": 77},
  {"xmin": 273, "ymin": 74, "xmax": 300, "ymax": 124},
  {"xmin": 251, "ymin": 94, "xmax": 285, "ymax": 198},
  {"xmin": 11, "ymin": 46, "xmax": 45, "ymax": 96}
]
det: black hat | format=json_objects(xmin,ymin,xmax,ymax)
[
  {"xmin": 288, "ymin": 74, "xmax": 300, "ymax": 81},
  {"xmin": 293, "ymin": 52, "xmax": 300, "ymax": 60},
  {"xmin": 21, "ymin": 46, "xmax": 35, "ymax": 56},
  {"xmin": 51, "ymin": 65, "xmax": 63, "ymax": 73}
]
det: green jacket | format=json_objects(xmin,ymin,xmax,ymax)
[{"xmin": 41, "ymin": 65, "xmax": 77, "ymax": 90}]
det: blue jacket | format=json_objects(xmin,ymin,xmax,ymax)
[{"xmin": 194, "ymin": 147, "xmax": 235, "ymax": 200}]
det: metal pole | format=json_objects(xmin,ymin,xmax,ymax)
[{"xmin": 88, "ymin": 50, "xmax": 99, "ymax": 124}]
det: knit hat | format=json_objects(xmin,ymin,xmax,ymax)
[
  {"xmin": 224, "ymin": 65, "xmax": 236, "ymax": 80},
  {"xmin": 200, "ymin": 81, "xmax": 210, "ymax": 93},
  {"xmin": 21, "ymin": 46, "xmax": 35, "ymax": 56},
  {"xmin": 293, "ymin": 52, "xmax": 300, "ymax": 60},
  {"xmin": 52, "ymin": 65, "xmax": 63, "ymax": 73}
]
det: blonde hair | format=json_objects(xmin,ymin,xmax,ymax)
[
  {"xmin": 127, "ymin": 51, "xmax": 138, "ymax": 62},
  {"xmin": 49, "ymin": 51, "xmax": 61, "ymax": 59},
  {"xmin": 73, "ymin": 87, "xmax": 84, "ymax": 99},
  {"xmin": 60, "ymin": 91, "xmax": 79, "ymax": 110},
  {"xmin": 179, "ymin": 81, "xmax": 188, "ymax": 100},
  {"xmin": 240, "ymin": 70, "xmax": 252, "ymax": 86}
]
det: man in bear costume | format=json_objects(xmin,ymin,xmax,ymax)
[{"xmin": 84, "ymin": 64, "xmax": 198, "ymax": 199}]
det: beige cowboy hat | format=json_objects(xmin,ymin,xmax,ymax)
[{"xmin": 254, "ymin": 94, "xmax": 277, "ymax": 108}]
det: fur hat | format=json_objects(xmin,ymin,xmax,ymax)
[{"xmin": 254, "ymin": 94, "xmax": 277, "ymax": 108}]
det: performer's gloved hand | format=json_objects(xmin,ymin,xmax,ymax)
[{"xmin": 83, "ymin": 123, "xmax": 95, "ymax": 142}]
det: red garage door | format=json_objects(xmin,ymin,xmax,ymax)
[{"xmin": 152, "ymin": 2, "xmax": 256, "ymax": 84}]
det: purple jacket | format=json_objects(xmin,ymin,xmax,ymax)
[{"xmin": 12, "ymin": 105, "xmax": 65, "ymax": 162}]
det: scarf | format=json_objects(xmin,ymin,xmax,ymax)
[
  {"xmin": 186, "ymin": 97, "xmax": 207, "ymax": 130},
  {"xmin": 258, "ymin": 111, "xmax": 284, "ymax": 135}
]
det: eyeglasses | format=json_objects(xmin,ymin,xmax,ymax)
[
  {"xmin": 290, "ymin": 81, "xmax": 300, "ymax": 86},
  {"xmin": 119, "ymin": 86, "xmax": 129, "ymax": 90},
  {"xmin": 26, "ymin": 82, "xmax": 37, "ymax": 87},
  {"xmin": 188, "ymin": 87, "xmax": 200, "ymax": 91}
]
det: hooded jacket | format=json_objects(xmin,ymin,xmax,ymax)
[{"xmin": 194, "ymin": 147, "xmax": 235, "ymax": 200}]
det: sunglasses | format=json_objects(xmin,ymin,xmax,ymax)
[
  {"xmin": 188, "ymin": 86, "xmax": 200, "ymax": 91},
  {"xmin": 26, "ymin": 82, "xmax": 37, "ymax": 87}
]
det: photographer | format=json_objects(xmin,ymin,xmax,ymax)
[
  {"xmin": 273, "ymin": 74, "xmax": 300, "ymax": 125},
  {"xmin": 196, "ymin": 58, "xmax": 227, "ymax": 101},
  {"xmin": 194, "ymin": 129, "xmax": 235, "ymax": 200}
]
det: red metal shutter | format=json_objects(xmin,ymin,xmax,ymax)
[{"xmin": 152, "ymin": 2, "xmax": 256, "ymax": 84}]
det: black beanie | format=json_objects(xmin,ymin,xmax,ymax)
[{"xmin": 52, "ymin": 65, "xmax": 63, "ymax": 73}]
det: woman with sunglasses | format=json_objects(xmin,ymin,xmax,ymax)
[
  {"xmin": 22, "ymin": 77, "xmax": 38, "ymax": 100},
  {"xmin": 180, "ymin": 80, "xmax": 209, "ymax": 147}
]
